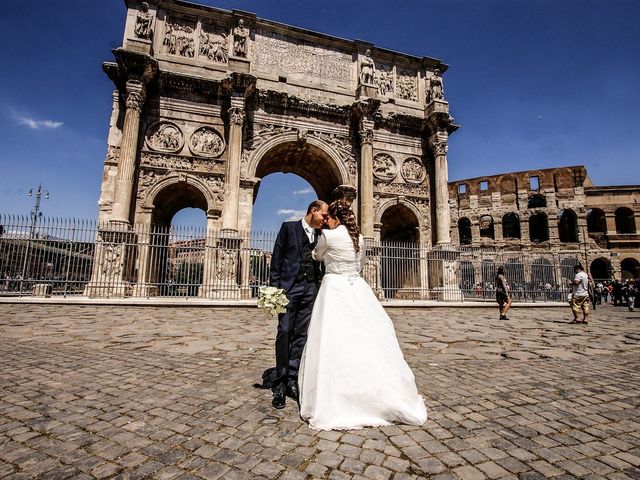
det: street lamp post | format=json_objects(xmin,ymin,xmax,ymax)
[
  {"xmin": 28, "ymin": 185, "xmax": 50, "ymax": 237},
  {"xmin": 20, "ymin": 185, "xmax": 49, "ymax": 294}
]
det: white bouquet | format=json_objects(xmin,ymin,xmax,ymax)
[{"xmin": 257, "ymin": 285, "xmax": 289, "ymax": 317}]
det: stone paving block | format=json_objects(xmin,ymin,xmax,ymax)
[
  {"xmin": 328, "ymin": 470, "xmax": 351, "ymax": 480},
  {"xmin": 361, "ymin": 464, "xmax": 393, "ymax": 480},
  {"xmin": 528, "ymin": 459, "xmax": 564, "ymax": 477},
  {"xmin": 476, "ymin": 461, "xmax": 510, "ymax": 479},
  {"xmin": 517, "ymin": 472, "xmax": 547, "ymax": 480},
  {"xmin": 340, "ymin": 457, "xmax": 367, "ymax": 475},
  {"xmin": 616, "ymin": 452, "xmax": 640, "ymax": 467},
  {"xmin": 452, "ymin": 465, "xmax": 487, "ymax": 480},
  {"xmin": 195, "ymin": 462, "xmax": 230, "ymax": 480},
  {"xmin": 251, "ymin": 460, "xmax": 285, "ymax": 477},
  {"xmin": 382, "ymin": 455, "xmax": 410, "ymax": 473},
  {"xmin": 90, "ymin": 462, "xmax": 123, "ymax": 479},
  {"xmin": 336, "ymin": 443, "xmax": 363, "ymax": 459},
  {"xmin": 278, "ymin": 471, "xmax": 309, "ymax": 480},
  {"xmin": 304, "ymin": 461, "xmax": 328, "ymax": 477},
  {"xmin": 359, "ymin": 448, "xmax": 385, "ymax": 466},
  {"xmin": 155, "ymin": 465, "xmax": 185, "ymax": 480},
  {"xmin": 416, "ymin": 457, "xmax": 447, "ymax": 475}
]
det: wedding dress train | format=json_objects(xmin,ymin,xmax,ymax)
[{"xmin": 298, "ymin": 225, "xmax": 427, "ymax": 430}]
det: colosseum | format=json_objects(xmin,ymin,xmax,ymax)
[{"xmin": 448, "ymin": 165, "xmax": 640, "ymax": 288}]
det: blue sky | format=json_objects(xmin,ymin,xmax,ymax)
[{"xmin": 0, "ymin": 0, "xmax": 638, "ymax": 232}]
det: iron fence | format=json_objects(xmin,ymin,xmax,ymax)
[{"xmin": 0, "ymin": 214, "xmax": 587, "ymax": 302}]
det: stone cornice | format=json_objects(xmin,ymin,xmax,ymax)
[
  {"xmin": 221, "ymin": 72, "xmax": 257, "ymax": 98},
  {"xmin": 376, "ymin": 112, "xmax": 425, "ymax": 133},
  {"xmin": 158, "ymin": 70, "xmax": 221, "ymax": 97},
  {"xmin": 257, "ymin": 90, "xmax": 351, "ymax": 119},
  {"xmin": 110, "ymin": 48, "xmax": 158, "ymax": 87}
]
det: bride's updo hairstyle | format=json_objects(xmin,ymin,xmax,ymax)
[{"xmin": 329, "ymin": 200, "xmax": 360, "ymax": 253}]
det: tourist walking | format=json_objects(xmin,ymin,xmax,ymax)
[
  {"xmin": 495, "ymin": 266, "xmax": 512, "ymax": 320},
  {"xmin": 567, "ymin": 264, "xmax": 589, "ymax": 324}
]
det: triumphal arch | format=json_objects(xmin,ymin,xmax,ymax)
[{"xmin": 85, "ymin": 0, "xmax": 458, "ymax": 298}]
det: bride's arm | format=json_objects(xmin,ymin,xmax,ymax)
[
  {"xmin": 358, "ymin": 236, "xmax": 366, "ymax": 272},
  {"xmin": 312, "ymin": 232, "xmax": 328, "ymax": 262}
]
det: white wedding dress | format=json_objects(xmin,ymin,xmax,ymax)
[{"xmin": 298, "ymin": 225, "xmax": 427, "ymax": 431}]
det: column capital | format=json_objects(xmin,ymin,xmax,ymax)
[
  {"xmin": 229, "ymin": 106, "xmax": 245, "ymax": 125},
  {"xmin": 432, "ymin": 139, "xmax": 448, "ymax": 156},
  {"xmin": 359, "ymin": 127, "xmax": 373, "ymax": 145},
  {"xmin": 125, "ymin": 79, "xmax": 145, "ymax": 112},
  {"xmin": 359, "ymin": 117, "xmax": 375, "ymax": 145}
]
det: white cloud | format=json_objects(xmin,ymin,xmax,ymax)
[
  {"xmin": 293, "ymin": 188, "xmax": 313, "ymax": 195},
  {"xmin": 17, "ymin": 116, "xmax": 63, "ymax": 130},
  {"xmin": 277, "ymin": 209, "xmax": 306, "ymax": 221}
]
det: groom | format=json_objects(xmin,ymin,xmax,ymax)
[{"xmin": 269, "ymin": 200, "xmax": 328, "ymax": 409}]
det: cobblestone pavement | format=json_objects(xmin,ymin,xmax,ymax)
[{"xmin": 0, "ymin": 303, "xmax": 639, "ymax": 480}]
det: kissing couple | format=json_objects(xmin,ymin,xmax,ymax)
[{"xmin": 268, "ymin": 199, "xmax": 427, "ymax": 431}]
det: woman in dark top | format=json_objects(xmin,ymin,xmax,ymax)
[{"xmin": 496, "ymin": 266, "xmax": 512, "ymax": 320}]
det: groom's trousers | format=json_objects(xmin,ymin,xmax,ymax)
[{"xmin": 275, "ymin": 278, "xmax": 318, "ymax": 387}]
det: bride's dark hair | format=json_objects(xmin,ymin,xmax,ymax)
[{"xmin": 329, "ymin": 200, "xmax": 360, "ymax": 253}]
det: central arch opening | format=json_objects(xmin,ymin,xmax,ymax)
[
  {"xmin": 249, "ymin": 140, "xmax": 348, "ymax": 294},
  {"xmin": 255, "ymin": 141, "xmax": 345, "ymax": 202}
]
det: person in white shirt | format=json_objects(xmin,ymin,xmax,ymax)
[{"xmin": 567, "ymin": 264, "xmax": 589, "ymax": 324}]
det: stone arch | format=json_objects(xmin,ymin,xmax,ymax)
[
  {"xmin": 142, "ymin": 173, "xmax": 221, "ymax": 225},
  {"xmin": 615, "ymin": 207, "xmax": 636, "ymax": 234},
  {"xmin": 502, "ymin": 212, "xmax": 521, "ymax": 239},
  {"xmin": 529, "ymin": 212, "xmax": 549, "ymax": 243},
  {"xmin": 587, "ymin": 208, "xmax": 606, "ymax": 233},
  {"xmin": 458, "ymin": 217, "xmax": 472, "ymax": 245},
  {"xmin": 246, "ymin": 131, "xmax": 352, "ymax": 200},
  {"xmin": 377, "ymin": 202, "xmax": 421, "ymax": 299},
  {"xmin": 558, "ymin": 208, "xmax": 579, "ymax": 243},
  {"xmin": 375, "ymin": 198, "xmax": 423, "ymax": 241},
  {"xmin": 136, "ymin": 173, "xmax": 221, "ymax": 298},
  {"xmin": 479, "ymin": 215, "xmax": 495, "ymax": 239},
  {"xmin": 621, "ymin": 257, "xmax": 640, "ymax": 279},
  {"xmin": 527, "ymin": 194, "xmax": 547, "ymax": 208},
  {"xmin": 590, "ymin": 257, "xmax": 611, "ymax": 280}
]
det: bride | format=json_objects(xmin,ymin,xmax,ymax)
[{"xmin": 298, "ymin": 200, "xmax": 427, "ymax": 431}]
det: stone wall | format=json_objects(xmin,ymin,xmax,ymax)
[{"xmin": 448, "ymin": 166, "xmax": 640, "ymax": 279}]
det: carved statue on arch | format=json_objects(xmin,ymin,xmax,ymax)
[
  {"xmin": 360, "ymin": 49, "xmax": 375, "ymax": 85},
  {"xmin": 233, "ymin": 19, "xmax": 249, "ymax": 57},
  {"xmin": 134, "ymin": 2, "xmax": 153, "ymax": 40}
]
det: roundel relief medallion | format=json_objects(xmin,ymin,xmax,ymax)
[
  {"xmin": 372, "ymin": 153, "xmax": 397, "ymax": 181},
  {"xmin": 189, "ymin": 126, "xmax": 225, "ymax": 158},
  {"xmin": 145, "ymin": 122, "xmax": 184, "ymax": 153},
  {"xmin": 401, "ymin": 157, "xmax": 425, "ymax": 183}
]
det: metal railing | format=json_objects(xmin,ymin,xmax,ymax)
[{"xmin": 0, "ymin": 213, "xmax": 589, "ymax": 302}]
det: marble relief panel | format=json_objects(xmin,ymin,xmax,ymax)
[{"xmin": 252, "ymin": 30, "xmax": 352, "ymax": 83}]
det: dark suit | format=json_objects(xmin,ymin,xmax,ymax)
[{"xmin": 269, "ymin": 220, "xmax": 322, "ymax": 387}]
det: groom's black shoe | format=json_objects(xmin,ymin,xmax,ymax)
[
  {"xmin": 286, "ymin": 383, "xmax": 299, "ymax": 402},
  {"xmin": 272, "ymin": 384, "xmax": 286, "ymax": 409}
]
